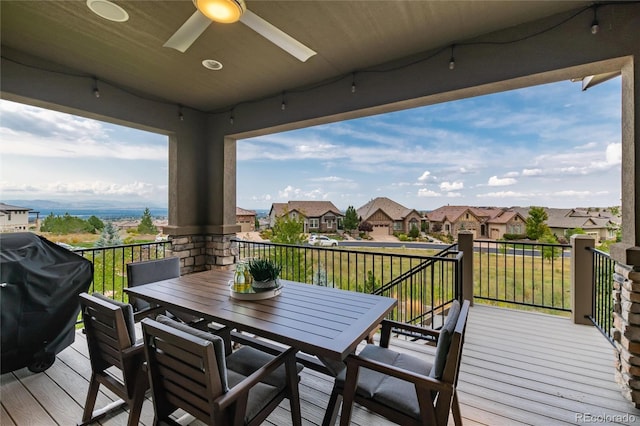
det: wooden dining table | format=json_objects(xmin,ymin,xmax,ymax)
[{"xmin": 124, "ymin": 269, "xmax": 397, "ymax": 375}]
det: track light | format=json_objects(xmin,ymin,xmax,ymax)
[
  {"xmin": 93, "ymin": 78, "xmax": 100, "ymax": 98},
  {"xmin": 281, "ymin": 92, "xmax": 286, "ymax": 111},
  {"xmin": 351, "ymin": 73, "xmax": 357, "ymax": 93},
  {"xmin": 230, "ymin": 110, "xmax": 235, "ymax": 124},
  {"xmin": 591, "ymin": 6, "xmax": 600, "ymax": 34},
  {"xmin": 178, "ymin": 105, "xmax": 184, "ymax": 121},
  {"xmin": 449, "ymin": 45, "xmax": 456, "ymax": 70}
]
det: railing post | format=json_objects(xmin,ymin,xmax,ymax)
[
  {"xmin": 571, "ymin": 234, "xmax": 595, "ymax": 325},
  {"xmin": 457, "ymin": 231, "xmax": 474, "ymax": 306}
]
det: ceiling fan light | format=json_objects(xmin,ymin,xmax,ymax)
[{"xmin": 195, "ymin": 0, "xmax": 245, "ymax": 24}]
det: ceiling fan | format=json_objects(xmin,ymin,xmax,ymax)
[{"xmin": 164, "ymin": 0, "xmax": 317, "ymax": 62}]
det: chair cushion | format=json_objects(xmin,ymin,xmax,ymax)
[
  {"xmin": 127, "ymin": 257, "xmax": 179, "ymax": 312},
  {"xmin": 155, "ymin": 314, "xmax": 229, "ymax": 392},
  {"xmin": 336, "ymin": 345, "xmax": 432, "ymax": 399},
  {"xmin": 429, "ymin": 300, "xmax": 461, "ymax": 379},
  {"xmin": 226, "ymin": 345, "xmax": 303, "ymax": 389},
  {"xmin": 91, "ymin": 292, "xmax": 136, "ymax": 345},
  {"xmin": 227, "ymin": 369, "xmax": 281, "ymax": 423}
]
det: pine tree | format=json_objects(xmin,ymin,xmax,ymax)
[
  {"xmin": 137, "ymin": 207, "xmax": 157, "ymax": 234},
  {"xmin": 525, "ymin": 206, "xmax": 549, "ymax": 240},
  {"xmin": 95, "ymin": 222, "xmax": 122, "ymax": 247},
  {"xmin": 343, "ymin": 206, "xmax": 359, "ymax": 234}
]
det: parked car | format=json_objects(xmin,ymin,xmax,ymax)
[{"xmin": 309, "ymin": 235, "xmax": 338, "ymax": 247}]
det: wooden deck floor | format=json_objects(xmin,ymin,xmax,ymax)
[{"xmin": 2, "ymin": 304, "xmax": 639, "ymax": 425}]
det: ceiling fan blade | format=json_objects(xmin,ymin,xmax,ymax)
[
  {"xmin": 239, "ymin": 10, "xmax": 316, "ymax": 62},
  {"xmin": 163, "ymin": 10, "xmax": 212, "ymax": 53}
]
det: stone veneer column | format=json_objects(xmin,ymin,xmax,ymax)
[
  {"xmin": 168, "ymin": 234, "xmax": 238, "ymax": 274},
  {"xmin": 612, "ymin": 263, "xmax": 640, "ymax": 408}
]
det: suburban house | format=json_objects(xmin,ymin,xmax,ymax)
[
  {"xmin": 269, "ymin": 201, "xmax": 343, "ymax": 233},
  {"xmin": 426, "ymin": 205, "xmax": 527, "ymax": 240},
  {"xmin": 357, "ymin": 197, "xmax": 423, "ymax": 236},
  {"xmin": 236, "ymin": 207, "xmax": 256, "ymax": 232},
  {"xmin": 0, "ymin": 202, "xmax": 32, "ymax": 232},
  {"xmin": 512, "ymin": 207, "xmax": 620, "ymax": 242}
]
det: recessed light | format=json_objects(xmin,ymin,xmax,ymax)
[
  {"xmin": 86, "ymin": 0, "xmax": 129, "ymax": 23},
  {"xmin": 202, "ymin": 59, "xmax": 223, "ymax": 71}
]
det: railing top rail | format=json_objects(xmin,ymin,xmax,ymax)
[
  {"xmin": 587, "ymin": 246, "xmax": 612, "ymax": 257},
  {"xmin": 233, "ymin": 237, "xmax": 455, "ymax": 261},
  {"xmin": 475, "ymin": 239, "xmax": 571, "ymax": 249},
  {"xmin": 73, "ymin": 240, "xmax": 168, "ymax": 252}
]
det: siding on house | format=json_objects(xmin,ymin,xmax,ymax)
[
  {"xmin": 357, "ymin": 197, "xmax": 423, "ymax": 235},
  {"xmin": 426, "ymin": 206, "xmax": 526, "ymax": 240},
  {"xmin": 236, "ymin": 207, "xmax": 256, "ymax": 232},
  {"xmin": 268, "ymin": 201, "xmax": 344, "ymax": 233},
  {"xmin": 0, "ymin": 202, "xmax": 32, "ymax": 232},
  {"xmin": 511, "ymin": 207, "xmax": 619, "ymax": 242}
]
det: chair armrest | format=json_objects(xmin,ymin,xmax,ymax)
[
  {"xmin": 214, "ymin": 346, "xmax": 298, "ymax": 410},
  {"xmin": 121, "ymin": 340, "xmax": 145, "ymax": 359},
  {"xmin": 344, "ymin": 353, "xmax": 452, "ymax": 394},
  {"xmin": 379, "ymin": 319, "xmax": 439, "ymax": 347},
  {"xmin": 133, "ymin": 306, "xmax": 165, "ymax": 323}
]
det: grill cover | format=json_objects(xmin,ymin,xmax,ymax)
[{"xmin": 1, "ymin": 233, "xmax": 93, "ymax": 373}]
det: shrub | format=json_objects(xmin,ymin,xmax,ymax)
[
  {"xmin": 503, "ymin": 233, "xmax": 527, "ymax": 240},
  {"xmin": 408, "ymin": 227, "xmax": 420, "ymax": 239}
]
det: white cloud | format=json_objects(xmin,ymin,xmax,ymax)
[
  {"xmin": 446, "ymin": 192, "xmax": 462, "ymax": 198},
  {"xmin": 310, "ymin": 176, "xmax": 351, "ymax": 183},
  {"xmin": 417, "ymin": 171, "xmax": 431, "ymax": 181},
  {"xmin": 276, "ymin": 185, "xmax": 326, "ymax": 200},
  {"xmin": 522, "ymin": 168, "xmax": 543, "ymax": 176},
  {"xmin": 0, "ymin": 180, "xmax": 160, "ymax": 198},
  {"xmin": 505, "ymin": 171, "xmax": 519, "ymax": 177},
  {"xmin": 417, "ymin": 188, "xmax": 439, "ymax": 197},
  {"xmin": 551, "ymin": 190, "xmax": 591, "ymax": 198},
  {"xmin": 477, "ymin": 191, "xmax": 527, "ymax": 198},
  {"xmin": 488, "ymin": 176, "xmax": 517, "ymax": 186},
  {"xmin": 605, "ymin": 142, "xmax": 621, "ymax": 165},
  {"xmin": 440, "ymin": 181, "xmax": 464, "ymax": 191}
]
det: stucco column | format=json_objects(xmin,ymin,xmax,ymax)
[
  {"xmin": 457, "ymin": 231, "xmax": 474, "ymax": 305},
  {"xmin": 609, "ymin": 56, "xmax": 640, "ymax": 409},
  {"xmin": 570, "ymin": 234, "xmax": 595, "ymax": 325}
]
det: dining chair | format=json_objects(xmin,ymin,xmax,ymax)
[
  {"xmin": 141, "ymin": 314, "xmax": 303, "ymax": 426},
  {"xmin": 127, "ymin": 257, "xmax": 207, "ymax": 329},
  {"xmin": 323, "ymin": 299, "xmax": 471, "ymax": 426},
  {"xmin": 78, "ymin": 292, "xmax": 148, "ymax": 426}
]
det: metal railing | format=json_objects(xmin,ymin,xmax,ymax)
[
  {"xmin": 234, "ymin": 239, "xmax": 462, "ymax": 327},
  {"xmin": 588, "ymin": 247, "xmax": 616, "ymax": 346},
  {"xmin": 74, "ymin": 241, "xmax": 171, "ymax": 302},
  {"xmin": 474, "ymin": 239, "xmax": 572, "ymax": 312}
]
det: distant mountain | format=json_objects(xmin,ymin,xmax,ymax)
[{"xmin": 3, "ymin": 199, "xmax": 166, "ymax": 210}]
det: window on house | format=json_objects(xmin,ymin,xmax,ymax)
[
  {"xmin": 309, "ymin": 218, "xmax": 319, "ymax": 228},
  {"xmin": 393, "ymin": 221, "xmax": 403, "ymax": 231},
  {"xmin": 465, "ymin": 213, "xmax": 469, "ymax": 219},
  {"xmin": 326, "ymin": 219, "xmax": 334, "ymax": 229}
]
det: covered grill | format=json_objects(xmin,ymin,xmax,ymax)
[{"xmin": 1, "ymin": 232, "xmax": 93, "ymax": 373}]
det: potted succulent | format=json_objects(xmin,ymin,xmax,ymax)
[{"xmin": 247, "ymin": 258, "xmax": 282, "ymax": 289}]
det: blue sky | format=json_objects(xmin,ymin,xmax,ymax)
[{"xmin": 1, "ymin": 77, "xmax": 621, "ymax": 212}]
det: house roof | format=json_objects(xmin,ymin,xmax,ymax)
[
  {"xmin": 357, "ymin": 197, "xmax": 418, "ymax": 222},
  {"xmin": 0, "ymin": 202, "xmax": 32, "ymax": 213},
  {"xmin": 270, "ymin": 201, "xmax": 342, "ymax": 218},
  {"xmin": 236, "ymin": 207, "xmax": 256, "ymax": 216},
  {"xmin": 509, "ymin": 206, "xmax": 616, "ymax": 229},
  {"xmin": 427, "ymin": 205, "xmax": 525, "ymax": 224}
]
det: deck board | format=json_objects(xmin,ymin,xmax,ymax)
[{"xmin": 2, "ymin": 304, "xmax": 639, "ymax": 425}]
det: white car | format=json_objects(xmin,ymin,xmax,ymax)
[{"xmin": 309, "ymin": 235, "xmax": 338, "ymax": 247}]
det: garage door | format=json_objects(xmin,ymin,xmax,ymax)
[{"xmin": 371, "ymin": 224, "xmax": 390, "ymax": 236}]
